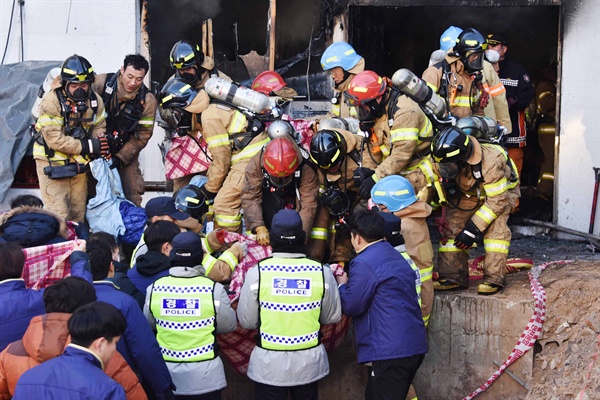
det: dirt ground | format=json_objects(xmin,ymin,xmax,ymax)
[{"xmin": 464, "ymin": 231, "xmax": 600, "ymax": 400}]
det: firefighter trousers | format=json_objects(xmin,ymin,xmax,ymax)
[
  {"xmin": 213, "ymin": 161, "xmax": 248, "ymax": 233},
  {"xmin": 438, "ymin": 194, "xmax": 517, "ymax": 288},
  {"xmin": 36, "ymin": 159, "xmax": 88, "ymax": 223}
]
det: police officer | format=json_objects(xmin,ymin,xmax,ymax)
[
  {"xmin": 241, "ymin": 133, "xmax": 319, "ymax": 247},
  {"xmin": 33, "ymin": 54, "xmax": 109, "ymax": 222},
  {"xmin": 237, "ymin": 209, "xmax": 341, "ymax": 399},
  {"xmin": 93, "ymin": 54, "xmax": 156, "ymax": 206},
  {"xmin": 430, "ymin": 126, "xmax": 520, "ymax": 295},
  {"xmin": 146, "ymin": 231, "xmax": 237, "ymax": 398},
  {"xmin": 370, "ymin": 175, "xmax": 434, "ymax": 326}
]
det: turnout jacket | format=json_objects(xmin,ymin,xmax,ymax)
[
  {"xmin": 422, "ymin": 56, "xmax": 511, "ymax": 131},
  {"xmin": 93, "ymin": 72, "xmax": 157, "ymax": 164},
  {"xmin": 242, "ymin": 138, "xmax": 319, "ymax": 236},
  {"xmin": 368, "ymin": 92, "xmax": 433, "ymax": 179},
  {"xmin": 33, "ymin": 83, "xmax": 107, "ymax": 164},
  {"xmin": 433, "ymin": 140, "xmax": 520, "ymax": 233}
]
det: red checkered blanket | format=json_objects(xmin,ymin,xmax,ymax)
[
  {"xmin": 165, "ymin": 135, "xmax": 211, "ymax": 180},
  {"xmin": 22, "ymin": 240, "xmax": 77, "ymax": 290}
]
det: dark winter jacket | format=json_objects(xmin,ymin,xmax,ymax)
[
  {"xmin": 339, "ymin": 240, "xmax": 428, "ymax": 364},
  {"xmin": 0, "ymin": 251, "xmax": 92, "ymax": 351},
  {"xmin": 127, "ymin": 251, "xmax": 171, "ymax": 294},
  {"xmin": 12, "ymin": 344, "xmax": 126, "ymax": 400},
  {"xmin": 0, "ymin": 206, "xmax": 68, "ymax": 248},
  {"xmin": 107, "ymin": 261, "xmax": 145, "ymax": 309},
  {"xmin": 93, "ymin": 281, "xmax": 174, "ymax": 395}
]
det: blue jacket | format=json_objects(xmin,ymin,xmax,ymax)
[
  {"xmin": 0, "ymin": 251, "xmax": 92, "ymax": 351},
  {"xmin": 13, "ymin": 344, "xmax": 125, "ymax": 400},
  {"xmin": 94, "ymin": 281, "xmax": 173, "ymax": 394},
  {"xmin": 339, "ymin": 241, "xmax": 428, "ymax": 364}
]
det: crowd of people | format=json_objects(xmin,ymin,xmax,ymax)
[{"xmin": 0, "ymin": 24, "xmax": 537, "ymax": 400}]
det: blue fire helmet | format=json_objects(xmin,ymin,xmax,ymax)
[
  {"xmin": 370, "ymin": 175, "xmax": 418, "ymax": 212},
  {"xmin": 321, "ymin": 42, "xmax": 362, "ymax": 71},
  {"xmin": 440, "ymin": 26, "xmax": 463, "ymax": 51}
]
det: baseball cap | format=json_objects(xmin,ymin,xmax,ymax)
[
  {"xmin": 486, "ymin": 33, "xmax": 507, "ymax": 46},
  {"xmin": 270, "ymin": 209, "xmax": 304, "ymax": 241},
  {"xmin": 170, "ymin": 231, "xmax": 204, "ymax": 266},
  {"xmin": 145, "ymin": 196, "xmax": 190, "ymax": 220}
]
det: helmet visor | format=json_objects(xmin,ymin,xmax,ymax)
[
  {"xmin": 269, "ymin": 175, "xmax": 293, "ymax": 188},
  {"xmin": 438, "ymin": 162, "xmax": 461, "ymax": 179},
  {"xmin": 465, "ymin": 51, "xmax": 484, "ymax": 72}
]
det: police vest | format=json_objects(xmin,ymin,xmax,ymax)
[
  {"xmin": 257, "ymin": 256, "xmax": 325, "ymax": 351},
  {"xmin": 150, "ymin": 275, "xmax": 217, "ymax": 363}
]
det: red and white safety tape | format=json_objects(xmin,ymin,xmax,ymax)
[{"xmin": 463, "ymin": 260, "xmax": 574, "ymax": 399}]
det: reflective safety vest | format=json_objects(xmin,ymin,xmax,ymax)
[
  {"xmin": 257, "ymin": 256, "xmax": 325, "ymax": 351},
  {"xmin": 149, "ymin": 275, "xmax": 217, "ymax": 362}
]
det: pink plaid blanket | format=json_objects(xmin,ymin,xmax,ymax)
[
  {"xmin": 165, "ymin": 135, "xmax": 211, "ymax": 180},
  {"xmin": 22, "ymin": 240, "xmax": 77, "ymax": 290}
]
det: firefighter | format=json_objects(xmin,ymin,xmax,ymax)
[
  {"xmin": 92, "ymin": 54, "xmax": 156, "ymax": 206},
  {"xmin": 307, "ymin": 129, "xmax": 363, "ymax": 263},
  {"xmin": 320, "ymin": 41, "xmax": 365, "ymax": 118},
  {"xmin": 370, "ymin": 175, "xmax": 434, "ymax": 326},
  {"xmin": 159, "ymin": 39, "xmax": 232, "ymax": 191},
  {"xmin": 430, "ymin": 126, "xmax": 520, "ymax": 295},
  {"xmin": 423, "ymin": 27, "xmax": 511, "ymax": 133},
  {"xmin": 343, "ymin": 70, "xmax": 434, "ymax": 200},
  {"xmin": 241, "ymin": 135, "xmax": 319, "ymax": 247},
  {"xmin": 33, "ymin": 54, "xmax": 109, "ymax": 222}
]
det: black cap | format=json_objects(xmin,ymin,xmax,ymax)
[
  {"xmin": 170, "ymin": 231, "xmax": 204, "ymax": 267},
  {"xmin": 145, "ymin": 196, "xmax": 189, "ymax": 220},
  {"xmin": 270, "ymin": 209, "xmax": 304, "ymax": 241},
  {"xmin": 379, "ymin": 211, "xmax": 404, "ymax": 247},
  {"xmin": 486, "ymin": 33, "xmax": 508, "ymax": 46}
]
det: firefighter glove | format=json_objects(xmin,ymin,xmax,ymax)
[
  {"xmin": 359, "ymin": 175, "xmax": 376, "ymax": 199},
  {"xmin": 80, "ymin": 137, "xmax": 110, "ymax": 159},
  {"xmin": 353, "ymin": 167, "xmax": 375, "ymax": 188},
  {"xmin": 234, "ymin": 241, "xmax": 248, "ymax": 257},
  {"xmin": 454, "ymin": 220, "xmax": 481, "ymax": 250},
  {"xmin": 255, "ymin": 226, "xmax": 270, "ymax": 246}
]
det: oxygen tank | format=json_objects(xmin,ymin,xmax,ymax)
[
  {"xmin": 204, "ymin": 76, "xmax": 272, "ymax": 115},
  {"xmin": 32, "ymin": 67, "xmax": 61, "ymax": 119},
  {"xmin": 318, "ymin": 117, "xmax": 360, "ymax": 134},
  {"xmin": 391, "ymin": 68, "xmax": 447, "ymax": 120},
  {"xmin": 455, "ymin": 115, "xmax": 506, "ymax": 144}
]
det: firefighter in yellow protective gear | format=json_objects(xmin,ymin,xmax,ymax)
[
  {"xmin": 431, "ymin": 126, "xmax": 520, "ymax": 295},
  {"xmin": 320, "ymin": 41, "xmax": 365, "ymax": 118},
  {"xmin": 423, "ymin": 28, "xmax": 511, "ymax": 132},
  {"xmin": 93, "ymin": 54, "xmax": 156, "ymax": 206},
  {"xmin": 344, "ymin": 70, "xmax": 434, "ymax": 199},
  {"xmin": 371, "ymin": 175, "xmax": 434, "ymax": 327},
  {"xmin": 307, "ymin": 129, "xmax": 364, "ymax": 263},
  {"xmin": 198, "ymin": 101, "xmax": 270, "ymax": 233},
  {"xmin": 33, "ymin": 54, "xmax": 108, "ymax": 222},
  {"xmin": 159, "ymin": 39, "xmax": 232, "ymax": 191}
]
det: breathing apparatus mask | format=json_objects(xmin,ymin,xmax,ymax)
[
  {"xmin": 320, "ymin": 186, "xmax": 351, "ymax": 218},
  {"xmin": 438, "ymin": 162, "xmax": 462, "ymax": 202},
  {"xmin": 176, "ymin": 67, "xmax": 199, "ymax": 85},
  {"xmin": 462, "ymin": 51, "xmax": 485, "ymax": 74}
]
